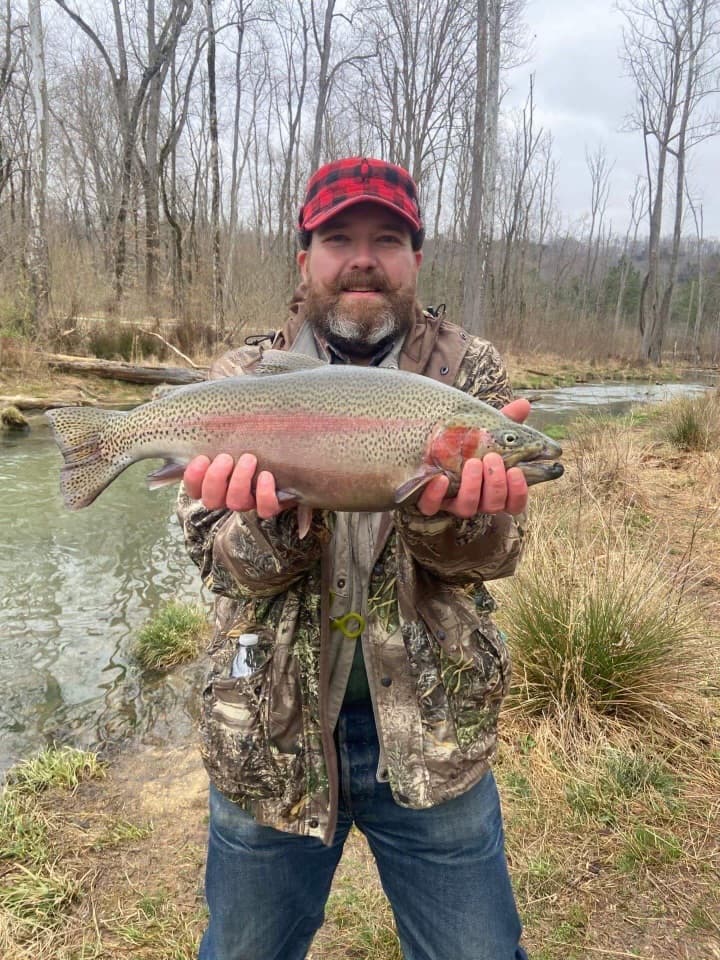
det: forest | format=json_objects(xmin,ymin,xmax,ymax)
[{"xmin": 2, "ymin": 0, "xmax": 720, "ymax": 367}]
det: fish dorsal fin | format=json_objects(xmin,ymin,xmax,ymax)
[{"xmin": 249, "ymin": 349, "xmax": 327, "ymax": 376}]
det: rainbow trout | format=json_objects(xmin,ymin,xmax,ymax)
[{"xmin": 46, "ymin": 351, "xmax": 563, "ymax": 528}]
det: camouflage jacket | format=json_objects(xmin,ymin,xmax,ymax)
[{"xmin": 177, "ymin": 306, "xmax": 525, "ymax": 844}]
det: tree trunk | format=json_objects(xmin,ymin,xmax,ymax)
[
  {"xmin": 460, "ymin": 0, "xmax": 488, "ymax": 336},
  {"xmin": 205, "ymin": 0, "xmax": 224, "ymax": 335},
  {"xmin": 27, "ymin": 0, "xmax": 50, "ymax": 334}
]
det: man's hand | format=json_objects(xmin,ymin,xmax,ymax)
[
  {"xmin": 416, "ymin": 397, "xmax": 531, "ymax": 518},
  {"xmin": 183, "ymin": 453, "xmax": 285, "ymax": 518}
]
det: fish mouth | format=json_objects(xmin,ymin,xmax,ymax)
[
  {"xmin": 503, "ymin": 440, "xmax": 563, "ymax": 469},
  {"xmin": 516, "ymin": 460, "xmax": 565, "ymax": 486}
]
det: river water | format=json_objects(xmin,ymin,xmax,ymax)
[
  {"xmin": 0, "ymin": 419, "xmax": 203, "ymax": 773},
  {"xmin": 0, "ymin": 377, "xmax": 716, "ymax": 773}
]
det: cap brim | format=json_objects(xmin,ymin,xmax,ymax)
[{"xmin": 303, "ymin": 195, "xmax": 421, "ymax": 233}]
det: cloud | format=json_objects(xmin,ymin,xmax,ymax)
[{"xmin": 508, "ymin": 0, "xmax": 720, "ymax": 237}]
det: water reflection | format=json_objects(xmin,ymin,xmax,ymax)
[{"xmin": 0, "ymin": 420, "xmax": 204, "ymax": 773}]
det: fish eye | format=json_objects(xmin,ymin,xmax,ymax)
[{"xmin": 503, "ymin": 431, "xmax": 518, "ymax": 444}]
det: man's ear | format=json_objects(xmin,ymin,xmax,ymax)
[
  {"xmin": 415, "ymin": 250, "xmax": 423, "ymax": 268},
  {"xmin": 297, "ymin": 248, "xmax": 308, "ymax": 282}
]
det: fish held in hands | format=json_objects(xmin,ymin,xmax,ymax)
[{"xmin": 46, "ymin": 353, "xmax": 563, "ymax": 526}]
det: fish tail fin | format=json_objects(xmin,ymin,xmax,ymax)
[{"xmin": 45, "ymin": 406, "xmax": 129, "ymax": 510}]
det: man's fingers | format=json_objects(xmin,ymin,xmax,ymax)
[
  {"xmin": 255, "ymin": 470, "xmax": 282, "ymax": 519},
  {"xmin": 417, "ymin": 474, "xmax": 450, "ymax": 516},
  {"xmin": 449, "ymin": 458, "xmax": 484, "ymax": 518},
  {"xmin": 478, "ymin": 453, "xmax": 508, "ymax": 514},
  {"xmin": 183, "ymin": 455, "xmax": 211, "ymax": 500},
  {"xmin": 504, "ymin": 466, "xmax": 529, "ymax": 515},
  {"xmin": 200, "ymin": 454, "xmax": 235, "ymax": 510},
  {"xmin": 226, "ymin": 453, "xmax": 258, "ymax": 512},
  {"xmin": 501, "ymin": 397, "xmax": 531, "ymax": 424}
]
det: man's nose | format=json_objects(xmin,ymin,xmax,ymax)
[{"xmin": 348, "ymin": 242, "xmax": 377, "ymax": 270}]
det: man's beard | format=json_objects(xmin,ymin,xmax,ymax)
[{"xmin": 303, "ymin": 270, "xmax": 418, "ymax": 360}]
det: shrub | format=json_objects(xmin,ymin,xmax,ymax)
[
  {"xmin": 135, "ymin": 600, "xmax": 207, "ymax": 671},
  {"xmin": 659, "ymin": 391, "xmax": 720, "ymax": 452},
  {"xmin": 498, "ymin": 524, "xmax": 708, "ymax": 736}
]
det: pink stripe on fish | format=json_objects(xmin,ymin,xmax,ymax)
[{"xmin": 186, "ymin": 412, "xmax": 429, "ymax": 433}]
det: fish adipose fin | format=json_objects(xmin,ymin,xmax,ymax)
[
  {"xmin": 45, "ymin": 407, "xmax": 130, "ymax": 510},
  {"xmin": 250, "ymin": 349, "xmax": 326, "ymax": 376}
]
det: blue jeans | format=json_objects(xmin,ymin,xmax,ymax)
[{"xmin": 199, "ymin": 701, "xmax": 528, "ymax": 960}]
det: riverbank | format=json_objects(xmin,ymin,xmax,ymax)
[
  {"xmin": 1, "ymin": 366, "xmax": 719, "ymax": 959},
  {"xmin": 1, "ymin": 338, "xmax": 714, "ymax": 413}
]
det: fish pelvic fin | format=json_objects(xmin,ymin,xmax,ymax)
[
  {"xmin": 147, "ymin": 460, "xmax": 188, "ymax": 489},
  {"xmin": 45, "ymin": 406, "xmax": 129, "ymax": 510}
]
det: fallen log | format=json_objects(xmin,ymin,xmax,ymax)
[
  {"xmin": 42, "ymin": 352, "xmax": 209, "ymax": 386},
  {"xmin": 0, "ymin": 395, "xmax": 89, "ymax": 411}
]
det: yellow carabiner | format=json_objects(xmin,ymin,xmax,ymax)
[{"xmin": 331, "ymin": 611, "xmax": 366, "ymax": 639}]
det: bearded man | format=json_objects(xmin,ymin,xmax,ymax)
[{"xmin": 179, "ymin": 157, "xmax": 530, "ymax": 960}]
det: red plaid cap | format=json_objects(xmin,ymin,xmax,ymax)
[{"xmin": 298, "ymin": 157, "xmax": 423, "ymax": 236}]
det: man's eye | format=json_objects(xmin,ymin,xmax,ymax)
[
  {"xmin": 323, "ymin": 233, "xmax": 348, "ymax": 243},
  {"xmin": 378, "ymin": 234, "xmax": 402, "ymax": 244}
]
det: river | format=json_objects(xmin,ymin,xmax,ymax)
[
  {"xmin": 0, "ymin": 376, "xmax": 716, "ymax": 773},
  {"xmin": 0, "ymin": 419, "xmax": 203, "ymax": 773}
]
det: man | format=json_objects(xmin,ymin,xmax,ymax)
[{"xmin": 179, "ymin": 157, "xmax": 530, "ymax": 960}]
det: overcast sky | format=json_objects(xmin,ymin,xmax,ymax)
[{"xmin": 506, "ymin": 0, "xmax": 720, "ymax": 239}]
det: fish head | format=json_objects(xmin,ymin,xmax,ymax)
[
  {"xmin": 428, "ymin": 420, "xmax": 562, "ymax": 479},
  {"xmin": 481, "ymin": 421, "xmax": 563, "ymax": 466}
]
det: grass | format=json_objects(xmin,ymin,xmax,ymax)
[
  {"xmin": 0, "ymin": 746, "xmax": 107, "ymax": 950},
  {"xmin": 657, "ymin": 391, "xmax": 720, "ymax": 452},
  {"xmin": 497, "ymin": 525, "xmax": 708, "ymax": 734},
  {"xmin": 0, "ymin": 791, "xmax": 50, "ymax": 864},
  {"xmin": 0, "ymin": 864, "xmax": 82, "ymax": 935},
  {"xmin": 134, "ymin": 600, "xmax": 208, "ymax": 671},
  {"xmin": 5, "ymin": 746, "xmax": 106, "ymax": 795}
]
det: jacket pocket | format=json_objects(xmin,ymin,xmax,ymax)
[
  {"xmin": 199, "ymin": 637, "xmax": 303, "ymax": 802},
  {"xmin": 438, "ymin": 620, "xmax": 510, "ymax": 752}
]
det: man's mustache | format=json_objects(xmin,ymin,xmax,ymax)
[{"xmin": 333, "ymin": 271, "xmax": 390, "ymax": 294}]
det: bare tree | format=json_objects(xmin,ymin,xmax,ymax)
[
  {"xmin": 307, "ymin": 0, "xmax": 375, "ymax": 173},
  {"xmin": 369, "ymin": 0, "xmax": 473, "ymax": 185},
  {"xmin": 685, "ymin": 183, "xmax": 704, "ymax": 354},
  {"xmin": 26, "ymin": 0, "xmax": 50, "ymax": 331},
  {"xmin": 581, "ymin": 144, "xmax": 613, "ymax": 313},
  {"xmin": 496, "ymin": 75, "xmax": 543, "ymax": 332},
  {"xmin": 613, "ymin": 177, "xmax": 646, "ymax": 331},
  {"xmin": 205, "ymin": 0, "xmax": 223, "ymax": 331},
  {"xmin": 1, "ymin": 0, "xmax": 23, "ymax": 202},
  {"xmin": 53, "ymin": 0, "xmax": 193, "ymax": 303},
  {"xmin": 460, "ymin": 0, "xmax": 491, "ymax": 336},
  {"xmin": 621, "ymin": 0, "xmax": 720, "ymax": 362}
]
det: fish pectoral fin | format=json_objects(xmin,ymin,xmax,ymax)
[
  {"xmin": 147, "ymin": 459, "xmax": 188, "ymax": 490},
  {"xmin": 393, "ymin": 468, "xmax": 444, "ymax": 506},
  {"xmin": 249, "ymin": 349, "xmax": 327, "ymax": 376}
]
